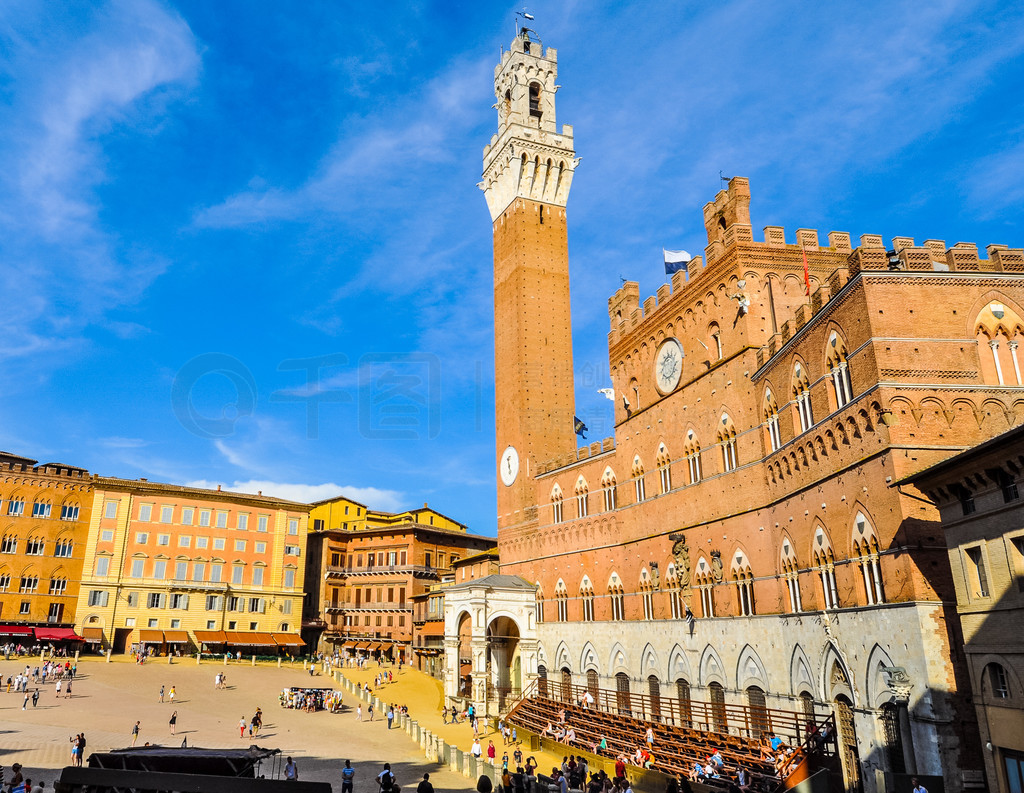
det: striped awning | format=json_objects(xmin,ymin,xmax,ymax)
[
  {"xmin": 272, "ymin": 633, "xmax": 305, "ymax": 647},
  {"xmin": 193, "ymin": 630, "xmax": 227, "ymax": 644}
]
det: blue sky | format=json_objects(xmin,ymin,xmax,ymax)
[{"xmin": 1, "ymin": 1, "xmax": 1022, "ymax": 535}]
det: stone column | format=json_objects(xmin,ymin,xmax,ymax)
[{"xmin": 883, "ymin": 666, "xmax": 917, "ymax": 775}]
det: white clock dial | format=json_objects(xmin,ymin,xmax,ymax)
[
  {"xmin": 654, "ymin": 338, "xmax": 684, "ymax": 395},
  {"xmin": 500, "ymin": 445, "xmax": 520, "ymax": 486}
]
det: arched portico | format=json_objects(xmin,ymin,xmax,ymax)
[{"xmin": 442, "ymin": 574, "xmax": 539, "ymax": 717}]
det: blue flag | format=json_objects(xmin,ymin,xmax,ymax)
[
  {"xmin": 664, "ymin": 249, "xmax": 692, "ymax": 277},
  {"xmin": 574, "ymin": 416, "xmax": 588, "ymax": 438}
]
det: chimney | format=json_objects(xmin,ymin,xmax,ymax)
[{"xmin": 217, "ymin": 484, "xmax": 222, "ymax": 492}]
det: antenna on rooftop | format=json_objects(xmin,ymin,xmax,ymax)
[{"xmin": 719, "ymin": 170, "xmax": 729, "ymax": 187}]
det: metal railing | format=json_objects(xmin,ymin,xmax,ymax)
[
  {"xmin": 325, "ymin": 564, "xmax": 438, "ymax": 577},
  {"xmin": 528, "ymin": 679, "xmax": 824, "ymax": 746}
]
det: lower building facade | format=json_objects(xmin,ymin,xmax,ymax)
[
  {"xmin": 305, "ymin": 496, "xmax": 497, "ymax": 662},
  {"xmin": 74, "ymin": 478, "xmax": 308, "ymax": 655},
  {"xmin": 0, "ymin": 453, "xmax": 92, "ymax": 645},
  {"xmin": 903, "ymin": 425, "xmax": 1024, "ymax": 793}
]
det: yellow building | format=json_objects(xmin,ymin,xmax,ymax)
[
  {"xmin": 0, "ymin": 452, "xmax": 92, "ymax": 643},
  {"xmin": 75, "ymin": 478, "xmax": 308, "ymax": 655}
]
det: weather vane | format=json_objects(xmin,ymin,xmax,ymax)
[{"xmin": 515, "ymin": 8, "xmax": 535, "ymax": 37}]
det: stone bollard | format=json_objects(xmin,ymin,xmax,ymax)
[
  {"xmin": 106, "ymin": 649, "xmax": 112, "ymax": 663},
  {"xmin": 303, "ymin": 659, "xmax": 307, "ymax": 670},
  {"xmin": 278, "ymin": 658, "xmax": 282, "ymax": 668},
  {"xmin": 168, "ymin": 654, "xmax": 173, "ymax": 664},
  {"xmin": 251, "ymin": 655, "xmax": 256, "ymax": 666},
  {"xmin": 224, "ymin": 653, "xmax": 229, "ymax": 666},
  {"xmin": 196, "ymin": 653, "xmax": 201, "ymax": 665},
  {"xmin": 74, "ymin": 650, "xmax": 80, "ymax": 663}
]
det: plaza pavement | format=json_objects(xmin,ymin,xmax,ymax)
[{"xmin": 0, "ymin": 655, "xmax": 517, "ymax": 793}]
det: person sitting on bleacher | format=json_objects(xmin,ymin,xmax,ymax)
[
  {"xmin": 709, "ymin": 749, "xmax": 724, "ymax": 771},
  {"xmin": 565, "ymin": 727, "xmax": 577, "ymax": 745},
  {"xmin": 589, "ymin": 736, "xmax": 607, "ymax": 754},
  {"xmin": 688, "ymin": 761, "xmax": 704, "ymax": 783},
  {"xmin": 543, "ymin": 722, "xmax": 555, "ymax": 737}
]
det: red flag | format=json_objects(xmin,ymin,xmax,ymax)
[{"xmin": 801, "ymin": 247, "xmax": 811, "ymax": 296}]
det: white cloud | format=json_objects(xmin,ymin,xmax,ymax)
[
  {"xmin": 185, "ymin": 479, "xmax": 404, "ymax": 510},
  {"xmin": 0, "ymin": 0, "xmax": 200, "ymax": 359}
]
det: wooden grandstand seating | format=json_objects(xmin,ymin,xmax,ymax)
[{"xmin": 506, "ymin": 682, "xmax": 837, "ymax": 791}]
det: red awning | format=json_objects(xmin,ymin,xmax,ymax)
[
  {"xmin": 272, "ymin": 633, "xmax": 305, "ymax": 647},
  {"xmin": 0, "ymin": 625, "xmax": 34, "ymax": 637},
  {"xmin": 162, "ymin": 630, "xmax": 190, "ymax": 644},
  {"xmin": 34, "ymin": 628, "xmax": 83, "ymax": 642},
  {"xmin": 138, "ymin": 630, "xmax": 164, "ymax": 644}
]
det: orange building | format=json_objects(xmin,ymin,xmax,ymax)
[
  {"xmin": 450, "ymin": 27, "xmax": 1024, "ymax": 793},
  {"xmin": 75, "ymin": 478, "xmax": 308, "ymax": 655},
  {"xmin": 0, "ymin": 452, "xmax": 92, "ymax": 644},
  {"xmin": 305, "ymin": 496, "xmax": 496, "ymax": 661}
]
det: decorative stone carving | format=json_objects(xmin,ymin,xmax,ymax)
[
  {"xmin": 710, "ymin": 549, "xmax": 724, "ymax": 583},
  {"xmin": 881, "ymin": 665, "xmax": 913, "ymax": 703},
  {"xmin": 669, "ymin": 532, "xmax": 691, "ymax": 588}
]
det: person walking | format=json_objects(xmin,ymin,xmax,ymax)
[
  {"xmin": 65, "ymin": 679, "xmax": 72, "ymax": 698},
  {"xmin": 376, "ymin": 763, "xmax": 395, "ymax": 793},
  {"xmin": 132, "ymin": 721, "xmax": 141, "ymax": 746},
  {"xmin": 416, "ymin": 773, "xmax": 433, "ymax": 793},
  {"xmin": 168, "ymin": 685, "xmax": 175, "ymax": 704},
  {"xmin": 22, "ymin": 690, "xmax": 29, "ymax": 710},
  {"xmin": 285, "ymin": 757, "xmax": 299, "ymax": 782},
  {"xmin": 341, "ymin": 760, "xmax": 355, "ymax": 793},
  {"xmin": 159, "ymin": 685, "xmax": 165, "ymax": 703},
  {"xmin": 356, "ymin": 704, "xmax": 362, "ymax": 721},
  {"xmin": 239, "ymin": 716, "xmax": 247, "ymax": 737},
  {"xmin": 55, "ymin": 678, "xmax": 61, "ymax": 697},
  {"xmin": 169, "ymin": 711, "xmax": 177, "ymax": 735},
  {"xmin": 387, "ymin": 706, "xmax": 394, "ymax": 730},
  {"xmin": 31, "ymin": 688, "xmax": 39, "ymax": 707},
  {"xmin": 368, "ymin": 703, "xmax": 374, "ymax": 722}
]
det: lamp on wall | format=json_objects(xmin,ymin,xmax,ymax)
[{"xmin": 879, "ymin": 409, "xmax": 894, "ymax": 426}]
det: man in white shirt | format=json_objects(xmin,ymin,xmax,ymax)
[
  {"xmin": 471, "ymin": 738, "xmax": 483, "ymax": 759},
  {"xmin": 911, "ymin": 778, "xmax": 927, "ymax": 793},
  {"xmin": 284, "ymin": 757, "xmax": 298, "ymax": 781}
]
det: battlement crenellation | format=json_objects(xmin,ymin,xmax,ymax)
[{"xmin": 606, "ymin": 218, "xmax": 1022, "ymax": 348}]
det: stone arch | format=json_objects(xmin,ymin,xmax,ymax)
[
  {"xmin": 736, "ymin": 644, "xmax": 769, "ymax": 690},
  {"xmin": 640, "ymin": 643, "xmax": 661, "ymax": 678},
  {"xmin": 865, "ymin": 644, "xmax": 898, "ymax": 708},
  {"xmin": 554, "ymin": 641, "xmax": 573, "ymax": 673},
  {"xmin": 608, "ymin": 641, "xmax": 631, "ymax": 676},
  {"xmin": 699, "ymin": 644, "xmax": 727, "ymax": 688},
  {"xmin": 790, "ymin": 644, "xmax": 816, "ymax": 697},
  {"xmin": 580, "ymin": 641, "xmax": 600, "ymax": 673},
  {"xmin": 667, "ymin": 644, "xmax": 693, "ymax": 683},
  {"xmin": 973, "ymin": 652, "xmax": 1024, "ymax": 700},
  {"xmin": 821, "ymin": 643, "xmax": 855, "ymax": 704}
]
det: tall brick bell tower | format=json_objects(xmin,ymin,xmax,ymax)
[{"xmin": 481, "ymin": 27, "xmax": 579, "ymax": 536}]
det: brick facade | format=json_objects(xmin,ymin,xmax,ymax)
[{"xmin": 480, "ymin": 29, "xmax": 1023, "ymax": 793}]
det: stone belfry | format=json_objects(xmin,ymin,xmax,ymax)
[{"xmin": 481, "ymin": 27, "xmax": 579, "ymax": 534}]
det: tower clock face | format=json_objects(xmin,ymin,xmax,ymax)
[
  {"xmin": 654, "ymin": 338, "xmax": 684, "ymax": 394},
  {"xmin": 499, "ymin": 445, "xmax": 520, "ymax": 487}
]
